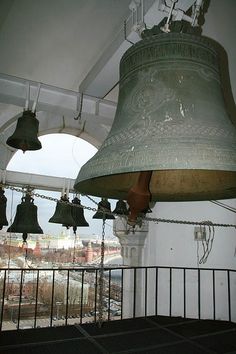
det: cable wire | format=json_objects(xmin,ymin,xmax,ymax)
[
  {"xmin": 210, "ymin": 200, "xmax": 236, "ymax": 213},
  {"xmin": 198, "ymin": 222, "xmax": 215, "ymax": 264}
]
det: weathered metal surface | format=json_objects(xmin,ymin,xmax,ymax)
[{"xmin": 75, "ymin": 32, "xmax": 236, "ymax": 201}]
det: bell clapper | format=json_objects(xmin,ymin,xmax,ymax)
[
  {"xmin": 127, "ymin": 171, "xmax": 152, "ymax": 226},
  {"xmin": 22, "ymin": 232, "xmax": 28, "ymax": 260},
  {"xmin": 22, "ymin": 232, "xmax": 28, "ymax": 243}
]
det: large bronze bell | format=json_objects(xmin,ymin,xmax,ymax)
[
  {"xmin": 71, "ymin": 197, "xmax": 89, "ymax": 227},
  {"xmin": 49, "ymin": 194, "xmax": 75, "ymax": 228},
  {"xmin": 6, "ymin": 110, "xmax": 42, "ymax": 152},
  {"xmin": 74, "ymin": 29, "xmax": 236, "ymax": 208},
  {"xmin": 93, "ymin": 198, "xmax": 115, "ymax": 220},
  {"xmin": 7, "ymin": 194, "xmax": 43, "ymax": 240},
  {"xmin": 0, "ymin": 188, "xmax": 8, "ymax": 229}
]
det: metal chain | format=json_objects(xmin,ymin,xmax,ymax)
[
  {"xmin": 98, "ymin": 218, "xmax": 105, "ymax": 328},
  {"xmin": 83, "ymin": 194, "xmax": 115, "ymax": 218},
  {"xmin": 84, "ymin": 194, "xmax": 115, "ymax": 230},
  {"xmin": 1, "ymin": 183, "xmax": 97, "ymax": 212},
  {"xmin": 84, "ymin": 194, "xmax": 99, "ymax": 206},
  {"xmin": 1, "ymin": 183, "xmax": 236, "ymax": 228}
]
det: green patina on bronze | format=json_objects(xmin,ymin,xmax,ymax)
[{"xmin": 74, "ymin": 29, "xmax": 236, "ymax": 202}]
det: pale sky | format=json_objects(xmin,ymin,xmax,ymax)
[{"xmin": 5, "ymin": 133, "xmax": 116, "ymax": 238}]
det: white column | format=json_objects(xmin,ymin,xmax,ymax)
[{"xmin": 113, "ymin": 217, "xmax": 149, "ymax": 318}]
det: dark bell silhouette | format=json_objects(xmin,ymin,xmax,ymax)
[
  {"xmin": 0, "ymin": 188, "xmax": 8, "ymax": 229},
  {"xmin": 113, "ymin": 200, "xmax": 129, "ymax": 216},
  {"xmin": 7, "ymin": 193, "xmax": 43, "ymax": 241},
  {"xmin": 49, "ymin": 194, "xmax": 75, "ymax": 228},
  {"xmin": 6, "ymin": 110, "xmax": 42, "ymax": 152},
  {"xmin": 93, "ymin": 198, "xmax": 115, "ymax": 220},
  {"xmin": 72, "ymin": 197, "xmax": 89, "ymax": 226},
  {"xmin": 71, "ymin": 196, "xmax": 89, "ymax": 234}
]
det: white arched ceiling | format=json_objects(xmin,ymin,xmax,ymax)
[
  {"xmin": 0, "ymin": 0, "xmax": 132, "ymax": 170},
  {"xmin": 0, "ymin": 0, "xmax": 131, "ymax": 91},
  {"xmin": 0, "ymin": 74, "xmax": 117, "ymax": 169},
  {"xmin": 0, "ymin": 105, "xmax": 114, "ymax": 170}
]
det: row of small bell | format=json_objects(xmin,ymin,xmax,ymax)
[
  {"xmin": 92, "ymin": 198, "xmax": 151, "ymax": 220},
  {"xmin": 48, "ymin": 196, "xmax": 131, "ymax": 224},
  {"xmin": 4, "ymin": 193, "xmax": 91, "ymax": 241},
  {"xmin": 49, "ymin": 194, "xmax": 89, "ymax": 229},
  {"xmin": 0, "ymin": 190, "xmax": 132, "ymax": 234},
  {"xmin": 49, "ymin": 196, "xmax": 129, "ymax": 225},
  {"xmin": 3, "ymin": 190, "xmax": 140, "ymax": 240}
]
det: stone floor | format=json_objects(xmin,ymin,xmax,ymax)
[{"xmin": 0, "ymin": 315, "xmax": 236, "ymax": 353}]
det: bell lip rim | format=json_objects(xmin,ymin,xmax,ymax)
[
  {"xmin": 74, "ymin": 169, "xmax": 236, "ymax": 202},
  {"xmin": 75, "ymin": 168, "xmax": 236, "ymax": 186},
  {"xmin": 6, "ymin": 229, "xmax": 43, "ymax": 234},
  {"xmin": 6, "ymin": 138, "xmax": 42, "ymax": 151}
]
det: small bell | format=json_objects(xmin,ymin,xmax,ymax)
[
  {"xmin": 71, "ymin": 197, "xmax": 89, "ymax": 227},
  {"xmin": 6, "ymin": 110, "xmax": 42, "ymax": 152},
  {"xmin": 93, "ymin": 198, "xmax": 115, "ymax": 220},
  {"xmin": 7, "ymin": 193, "xmax": 43, "ymax": 242},
  {"xmin": 113, "ymin": 200, "xmax": 129, "ymax": 216},
  {"xmin": 0, "ymin": 187, "xmax": 8, "ymax": 229},
  {"xmin": 49, "ymin": 194, "xmax": 75, "ymax": 228}
]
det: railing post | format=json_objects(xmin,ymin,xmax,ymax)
[
  {"xmin": 50, "ymin": 270, "xmax": 55, "ymax": 327},
  {"xmin": 227, "ymin": 270, "xmax": 231, "ymax": 322},
  {"xmin": 65, "ymin": 270, "xmax": 70, "ymax": 325},
  {"xmin": 212, "ymin": 270, "xmax": 215, "ymax": 321},
  {"xmin": 17, "ymin": 270, "xmax": 24, "ymax": 329},
  {"xmin": 34, "ymin": 270, "xmax": 40, "ymax": 328},
  {"xmin": 169, "ymin": 268, "xmax": 172, "ymax": 317},
  {"xmin": 198, "ymin": 268, "xmax": 201, "ymax": 320},
  {"xmin": 155, "ymin": 267, "xmax": 158, "ymax": 316},
  {"xmin": 0, "ymin": 270, "xmax": 7, "ymax": 331},
  {"xmin": 80, "ymin": 270, "xmax": 84, "ymax": 324},
  {"xmin": 94, "ymin": 269, "xmax": 98, "ymax": 323},
  {"xmin": 133, "ymin": 268, "xmax": 137, "ymax": 318},
  {"xmin": 121, "ymin": 268, "xmax": 124, "ymax": 320},
  {"xmin": 183, "ymin": 268, "xmax": 186, "ymax": 318},
  {"xmin": 108, "ymin": 270, "xmax": 111, "ymax": 321},
  {"xmin": 145, "ymin": 268, "xmax": 148, "ymax": 317}
]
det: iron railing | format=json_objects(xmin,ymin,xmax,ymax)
[{"xmin": 0, "ymin": 266, "xmax": 235, "ymax": 331}]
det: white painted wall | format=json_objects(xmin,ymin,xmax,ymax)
[
  {"xmin": 136, "ymin": 199, "xmax": 236, "ymax": 322},
  {"xmin": 144, "ymin": 199, "xmax": 236, "ymax": 269}
]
